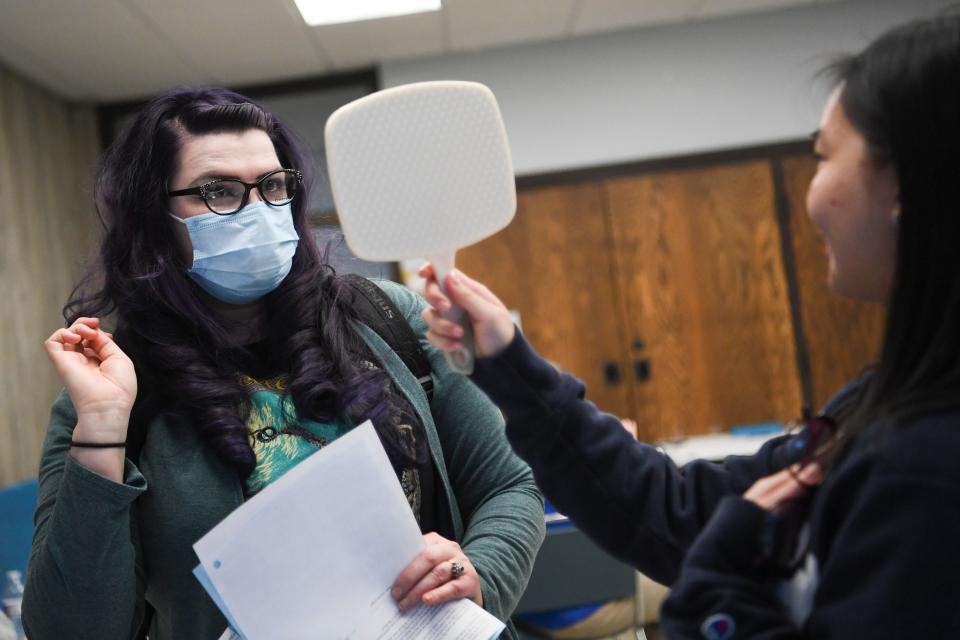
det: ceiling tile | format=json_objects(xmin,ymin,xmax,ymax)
[
  {"xmin": 0, "ymin": 0, "xmax": 854, "ymax": 102},
  {"xmin": 571, "ymin": 0, "xmax": 703, "ymax": 37},
  {"xmin": 307, "ymin": 10, "xmax": 444, "ymax": 69},
  {"xmin": 0, "ymin": 32, "xmax": 80, "ymax": 99},
  {"xmin": 126, "ymin": 0, "xmax": 332, "ymax": 88},
  {"xmin": 443, "ymin": 0, "xmax": 577, "ymax": 51},
  {"xmin": 0, "ymin": 0, "xmax": 207, "ymax": 101}
]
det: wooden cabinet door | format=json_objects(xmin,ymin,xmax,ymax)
[
  {"xmin": 605, "ymin": 160, "xmax": 803, "ymax": 441},
  {"xmin": 457, "ymin": 183, "xmax": 635, "ymax": 419},
  {"xmin": 455, "ymin": 152, "xmax": 880, "ymax": 443},
  {"xmin": 781, "ymin": 154, "xmax": 885, "ymax": 409}
]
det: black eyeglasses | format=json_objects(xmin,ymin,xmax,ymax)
[{"xmin": 168, "ymin": 168, "xmax": 303, "ymax": 215}]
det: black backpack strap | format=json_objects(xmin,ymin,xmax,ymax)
[{"xmin": 342, "ymin": 274, "xmax": 434, "ymax": 403}]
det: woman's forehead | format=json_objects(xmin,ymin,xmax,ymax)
[
  {"xmin": 177, "ymin": 129, "xmax": 280, "ymax": 180},
  {"xmin": 817, "ymin": 89, "xmax": 844, "ymax": 134},
  {"xmin": 817, "ymin": 89, "xmax": 861, "ymax": 149}
]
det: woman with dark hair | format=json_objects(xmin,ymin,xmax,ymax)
[
  {"xmin": 23, "ymin": 87, "xmax": 544, "ymax": 639},
  {"xmin": 420, "ymin": 13, "xmax": 960, "ymax": 638}
]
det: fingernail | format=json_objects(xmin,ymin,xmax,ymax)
[
  {"xmin": 447, "ymin": 271, "xmax": 461, "ymax": 287},
  {"xmin": 391, "ymin": 587, "xmax": 401, "ymax": 599}
]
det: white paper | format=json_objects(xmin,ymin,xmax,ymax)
[
  {"xmin": 350, "ymin": 590, "xmax": 503, "ymax": 640},
  {"xmin": 194, "ymin": 564, "xmax": 245, "ymax": 636},
  {"xmin": 194, "ymin": 421, "xmax": 503, "ymax": 640}
]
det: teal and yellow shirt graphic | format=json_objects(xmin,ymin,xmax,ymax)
[{"xmin": 241, "ymin": 373, "xmax": 422, "ymax": 524}]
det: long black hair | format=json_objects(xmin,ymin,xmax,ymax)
[
  {"xmin": 66, "ymin": 86, "xmax": 425, "ymax": 482},
  {"xmin": 820, "ymin": 13, "xmax": 960, "ymax": 463}
]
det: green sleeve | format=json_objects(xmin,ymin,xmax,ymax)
[
  {"xmin": 378, "ymin": 281, "xmax": 546, "ymax": 622},
  {"xmin": 22, "ymin": 390, "xmax": 148, "ymax": 640}
]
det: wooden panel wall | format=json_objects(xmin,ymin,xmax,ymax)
[
  {"xmin": 458, "ymin": 183, "xmax": 636, "ymax": 419},
  {"xmin": 458, "ymin": 150, "xmax": 885, "ymax": 445},
  {"xmin": 780, "ymin": 154, "xmax": 885, "ymax": 409},
  {"xmin": 606, "ymin": 161, "xmax": 802, "ymax": 441},
  {"xmin": 0, "ymin": 66, "xmax": 100, "ymax": 486}
]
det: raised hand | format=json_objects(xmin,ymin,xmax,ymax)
[
  {"xmin": 418, "ymin": 264, "xmax": 516, "ymax": 359},
  {"xmin": 44, "ymin": 317, "xmax": 137, "ymax": 443}
]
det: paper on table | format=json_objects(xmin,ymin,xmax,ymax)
[
  {"xmin": 657, "ymin": 430, "xmax": 784, "ymax": 466},
  {"xmin": 194, "ymin": 421, "xmax": 503, "ymax": 640}
]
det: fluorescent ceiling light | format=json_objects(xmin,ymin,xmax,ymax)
[{"xmin": 294, "ymin": 0, "xmax": 442, "ymax": 26}]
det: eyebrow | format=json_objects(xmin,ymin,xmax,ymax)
[{"xmin": 186, "ymin": 167, "xmax": 283, "ymax": 186}]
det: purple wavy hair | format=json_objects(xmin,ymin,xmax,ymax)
[{"xmin": 66, "ymin": 86, "xmax": 424, "ymax": 482}]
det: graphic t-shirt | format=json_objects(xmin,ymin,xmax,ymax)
[{"xmin": 240, "ymin": 375, "xmax": 434, "ymax": 531}]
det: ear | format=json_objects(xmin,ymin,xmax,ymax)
[
  {"xmin": 878, "ymin": 163, "xmax": 900, "ymax": 225},
  {"xmin": 889, "ymin": 182, "xmax": 901, "ymax": 225},
  {"xmin": 169, "ymin": 216, "xmax": 195, "ymax": 266}
]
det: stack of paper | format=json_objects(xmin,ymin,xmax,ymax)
[{"xmin": 193, "ymin": 421, "xmax": 505, "ymax": 640}]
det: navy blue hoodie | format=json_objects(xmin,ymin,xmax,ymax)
[{"xmin": 472, "ymin": 332, "xmax": 960, "ymax": 638}]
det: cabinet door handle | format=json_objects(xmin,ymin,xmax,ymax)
[
  {"xmin": 603, "ymin": 362, "xmax": 623, "ymax": 386},
  {"xmin": 634, "ymin": 359, "xmax": 651, "ymax": 383}
]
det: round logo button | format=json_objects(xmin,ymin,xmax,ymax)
[{"xmin": 701, "ymin": 613, "xmax": 736, "ymax": 640}]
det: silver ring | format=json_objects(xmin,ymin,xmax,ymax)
[{"xmin": 450, "ymin": 561, "xmax": 465, "ymax": 579}]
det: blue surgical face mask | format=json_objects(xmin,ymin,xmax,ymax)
[{"xmin": 170, "ymin": 201, "xmax": 300, "ymax": 304}]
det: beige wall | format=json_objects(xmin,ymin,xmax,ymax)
[{"xmin": 0, "ymin": 65, "xmax": 100, "ymax": 486}]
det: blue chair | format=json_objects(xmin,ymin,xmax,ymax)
[{"xmin": 0, "ymin": 479, "xmax": 39, "ymax": 578}]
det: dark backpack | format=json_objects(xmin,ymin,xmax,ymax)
[{"xmin": 341, "ymin": 274, "xmax": 434, "ymax": 403}]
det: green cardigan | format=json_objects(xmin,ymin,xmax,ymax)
[{"xmin": 22, "ymin": 281, "xmax": 544, "ymax": 640}]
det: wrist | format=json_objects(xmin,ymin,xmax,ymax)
[
  {"xmin": 490, "ymin": 321, "xmax": 516, "ymax": 357},
  {"xmin": 477, "ymin": 321, "xmax": 517, "ymax": 359},
  {"xmin": 74, "ymin": 411, "xmax": 131, "ymax": 443}
]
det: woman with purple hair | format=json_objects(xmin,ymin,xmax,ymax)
[{"xmin": 22, "ymin": 87, "xmax": 544, "ymax": 639}]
